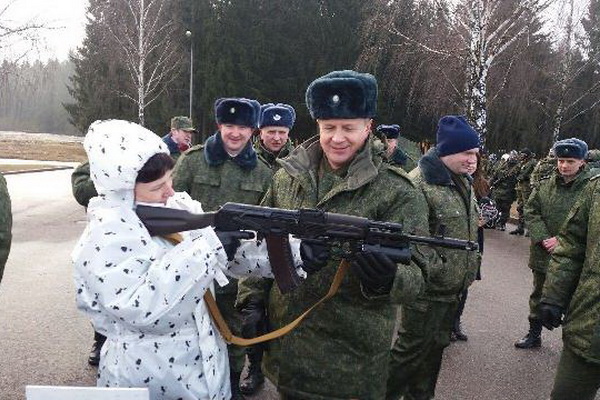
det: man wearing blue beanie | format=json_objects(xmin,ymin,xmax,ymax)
[
  {"xmin": 241, "ymin": 70, "xmax": 434, "ymax": 399},
  {"xmin": 254, "ymin": 103, "xmax": 296, "ymax": 169},
  {"xmin": 387, "ymin": 115, "xmax": 481, "ymax": 400}
]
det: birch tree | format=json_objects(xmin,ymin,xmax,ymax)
[
  {"xmin": 103, "ymin": 0, "xmax": 182, "ymax": 126},
  {"xmin": 546, "ymin": 0, "xmax": 600, "ymax": 143},
  {"xmin": 360, "ymin": 0, "xmax": 552, "ymax": 150}
]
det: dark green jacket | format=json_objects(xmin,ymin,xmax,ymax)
[
  {"xmin": 173, "ymin": 138, "xmax": 273, "ymax": 295},
  {"xmin": 71, "ymin": 161, "xmax": 97, "ymax": 207},
  {"xmin": 260, "ymin": 136, "xmax": 431, "ymax": 400},
  {"xmin": 490, "ymin": 160, "xmax": 519, "ymax": 202},
  {"xmin": 0, "ymin": 172, "xmax": 12, "ymax": 283},
  {"xmin": 254, "ymin": 137, "xmax": 294, "ymax": 170},
  {"xmin": 409, "ymin": 148, "xmax": 480, "ymax": 301},
  {"xmin": 530, "ymin": 157, "xmax": 556, "ymax": 189},
  {"xmin": 525, "ymin": 166, "xmax": 596, "ymax": 272},
  {"xmin": 542, "ymin": 175, "xmax": 600, "ymax": 363}
]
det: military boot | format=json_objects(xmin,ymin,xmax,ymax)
[
  {"xmin": 452, "ymin": 322, "xmax": 468, "ymax": 341},
  {"xmin": 510, "ymin": 223, "xmax": 525, "ymax": 235},
  {"xmin": 240, "ymin": 346, "xmax": 265, "ymax": 395},
  {"xmin": 230, "ymin": 369, "xmax": 245, "ymax": 400},
  {"xmin": 514, "ymin": 319, "xmax": 542, "ymax": 349}
]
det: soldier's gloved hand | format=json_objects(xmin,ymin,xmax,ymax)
[
  {"xmin": 351, "ymin": 251, "xmax": 397, "ymax": 295},
  {"xmin": 240, "ymin": 300, "xmax": 266, "ymax": 338},
  {"xmin": 539, "ymin": 302, "xmax": 563, "ymax": 330},
  {"xmin": 215, "ymin": 230, "xmax": 244, "ymax": 261},
  {"xmin": 300, "ymin": 241, "xmax": 330, "ymax": 274}
]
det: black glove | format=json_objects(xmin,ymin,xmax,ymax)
[
  {"xmin": 351, "ymin": 251, "xmax": 397, "ymax": 295},
  {"xmin": 215, "ymin": 231, "xmax": 244, "ymax": 260},
  {"xmin": 300, "ymin": 241, "xmax": 330, "ymax": 274},
  {"xmin": 539, "ymin": 303, "xmax": 564, "ymax": 330},
  {"xmin": 240, "ymin": 300, "xmax": 267, "ymax": 339}
]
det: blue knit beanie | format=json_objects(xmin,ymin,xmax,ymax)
[
  {"xmin": 214, "ymin": 97, "xmax": 261, "ymax": 128},
  {"xmin": 305, "ymin": 70, "xmax": 377, "ymax": 120},
  {"xmin": 376, "ymin": 124, "xmax": 400, "ymax": 139},
  {"xmin": 553, "ymin": 138, "xmax": 588, "ymax": 159},
  {"xmin": 259, "ymin": 103, "xmax": 296, "ymax": 129},
  {"xmin": 436, "ymin": 115, "xmax": 480, "ymax": 157}
]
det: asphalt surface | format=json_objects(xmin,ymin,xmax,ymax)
[{"xmin": 0, "ymin": 168, "xmax": 597, "ymax": 400}]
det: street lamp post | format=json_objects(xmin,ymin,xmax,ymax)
[{"xmin": 185, "ymin": 30, "xmax": 193, "ymax": 120}]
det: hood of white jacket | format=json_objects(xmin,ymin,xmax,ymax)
[{"xmin": 84, "ymin": 119, "xmax": 169, "ymax": 202}]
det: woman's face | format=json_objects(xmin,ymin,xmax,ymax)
[{"xmin": 134, "ymin": 169, "xmax": 175, "ymax": 204}]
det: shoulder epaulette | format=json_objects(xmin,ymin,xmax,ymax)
[
  {"xmin": 590, "ymin": 171, "xmax": 600, "ymax": 181},
  {"xmin": 384, "ymin": 164, "xmax": 417, "ymax": 187},
  {"xmin": 185, "ymin": 144, "xmax": 204, "ymax": 154}
]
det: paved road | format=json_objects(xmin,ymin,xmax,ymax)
[{"xmin": 0, "ymin": 169, "xmax": 597, "ymax": 399}]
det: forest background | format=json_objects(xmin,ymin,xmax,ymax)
[{"xmin": 1, "ymin": 0, "xmax": 600, "ymax": 155}]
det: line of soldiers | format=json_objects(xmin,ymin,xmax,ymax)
[{"xmin": 67, "ymin": 69, "xmax": 600, "ymax": 400}]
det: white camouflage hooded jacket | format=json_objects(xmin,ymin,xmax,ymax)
[{"xmin": 72, "ymin": 120, "xmax": 296, "ymax": 400}]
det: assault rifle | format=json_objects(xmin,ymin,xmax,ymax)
[{"xmin": 136, "ymin": 203, "xmax": 478, "ymax": 294}]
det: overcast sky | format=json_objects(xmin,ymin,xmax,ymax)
[{"xmin": 2, "ymin": 0, "xmax": 88, "ymax": 62}]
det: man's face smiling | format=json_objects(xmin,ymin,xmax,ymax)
[
  {"xmin": 318, "ymin": 118, "xmax": 371, "ymax": 170},
  {"xmin": 219, "ymin": 124, "xmax": 253, "ymax": 155}
]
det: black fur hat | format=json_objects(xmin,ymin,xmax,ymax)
[
  {"xmin": 259, "ymin": 103, "xmax": 296, "ymax": 129},
  {"xmin": 553, "ymin": 138, "xmax": 588, "ymax": 159},
  {"xmin": 376, "ymin": 124, "xmax": 400, "ymax": 139},
  {"xmin": 305, "ymin": 70, "xmax": 378, "ymax": 120},
  {"xmin": 214, "ymin": 98, "xmax": 261, "ymax": 128}
]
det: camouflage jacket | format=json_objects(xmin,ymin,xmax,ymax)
[
  {"xmin": 542, "ymin": 175, "xmax": 600, "ymax": 364},
  {"xmin": 172, "ymin": 135, "xmax": 273, "ymax": 295},
  {"xmin": 254, "ymin": 137, "xmax": 294, "ymax": 170},
  {"xmin": 259, "ymin": 136, "xmax": 432, "ymax": 400},
  {"xmin": 490, "ymin": 160, "xmax": 519, "ymax": 201},
  {"xmin": 0, "ymin": 172, "xmax": 12, "ymax": 283},
  {"xmin": 71, "ymin": 161, "xmax": 97, "ymax": 207},
  {"xmin": 530, "ymin": 157, "xmax": 556, "ymax": 189},
  {"xmin": 409, "ymin": 148, "xmax": 480, "ymax": 301},
  {"xmin": 517, "ymin": 157, "xmax": 537, "ymax": 183},
  {"xmin": 525, "ymin": 166, "xmax": 596, "ymax": 272}
]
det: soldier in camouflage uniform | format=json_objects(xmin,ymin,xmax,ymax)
[
  {"xmin": 161, "ymin": 116, "xmax": 196, "ymax": 160},
  {"xmin": 172, "ymin": 97, "xmax": 272, "ymax": 399},
  {"xmin": 586, "ymin": 149, "xmax": 600, "ymax": 171},
  {"xmin": 510, "ymin": 148, "xmax": 537, "ymax": 235},
  {"xmin": 386, "ymin": 116, "xmax": 481, "ymax": 400},
  {"xmin": 530, "ymin": 148, "xmax": 557, "ymax": 189},
  {"xmin": 0, "ymin": 171, "xmax": 12, "ymax": 284},
  {"xmin": 376, "ymin": 124, "xmax": 417, "ymax": 172},
  {"xmin": 514, "ymin": 138, "xmax": 595, "ymax": 350},
  {"xmin": 253, "ymin": 70, "xmax": 432, "ymax": 399},
  {"xmin": 237, "ymin": 102, "xmax": 296, "ymax": 395},
  {"xmin": 71, "ymin": 160, "xmax": 108, "ymax": 366},
  {"xmin": 539, "ymin": 153, "xmax": 600, "ymax": 400},
  {"xmin": 490, "ymin": 152, "xmax": 520, "ymax": 230},
  {"xmin": 253, "ymin": 103, "xmax": 296, "ymax": 170}
]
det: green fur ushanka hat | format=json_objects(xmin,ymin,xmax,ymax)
[
  {"xmin": 305, "ymin": 70, "xmax": 378, "ymax": 120},
  {"xmin": 214, "ymin": 97, "xmax": 261, "ymax": 128}
]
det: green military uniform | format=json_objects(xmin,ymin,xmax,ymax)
[
  {"xmin": 71, "ymin": 161, "xmax": 97, "ymax": 207},
  {"xmin": 254, "ymin": 137, "xmax": 294, "ymax": 170},
  {"xmin": 387, "ymin": 147, "xmax": 480, "ymax": 400},
  {"xmin": 542, "ymin": 175, "xmax": 600, "ymax": 399},
  {"xmin": 260, "ymin": 136, "xmax": 430, "ymax": 399},
  {"xmin": 512, "ymin": 156, "xmax": 537, "ymax": 233},
  {"xmin": 587, "ymin": 149, "xmax": 600, "ymax": 171},
  {"xmin": 525, "ymin": 166, "xmax": 596, "ymax": 322},
  {"xmin": 0, "ymin": 172, "xmax": 12, "ymax": 283},
  {"xmin": 172, "ymin": 137, "xmax": 272, "ymax": 377},
  {"xmin": 490, "ymin": 158, "xmax": 520, "ymax": 229},
  {"xmin": 530, "ymin": 156, "xmax": 556, "ymax": 189}
]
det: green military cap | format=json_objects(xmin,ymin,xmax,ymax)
[{"xmin": 170, "ymin": 116, "xmax": 197, "ymax": 132}]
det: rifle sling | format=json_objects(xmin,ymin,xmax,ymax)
[{"xmin": 162, "ymin": 232, "xmax": 348, "ymax": 346}]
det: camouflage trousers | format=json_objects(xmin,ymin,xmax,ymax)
[
  {"xmin": 528, "ymin": 270, "xmax": 546, "ymax": 322},
  {"xmin": 515, "ymin": 183, "xmax": 532, "ymax": 226},
  {"xmin": 215, "ymin": 290, "xmax": 245, "ymax": 374},
  {"xmin": 495, "ymin": 199, "xmax": 514, "ymax": 226},
  {"xmin": 551, "ymin": 346, "xmax": 600, "ymax": 400},
  {"xmin": 386, "ymin": 300, "xmax": 459, "ymax": 400}
]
